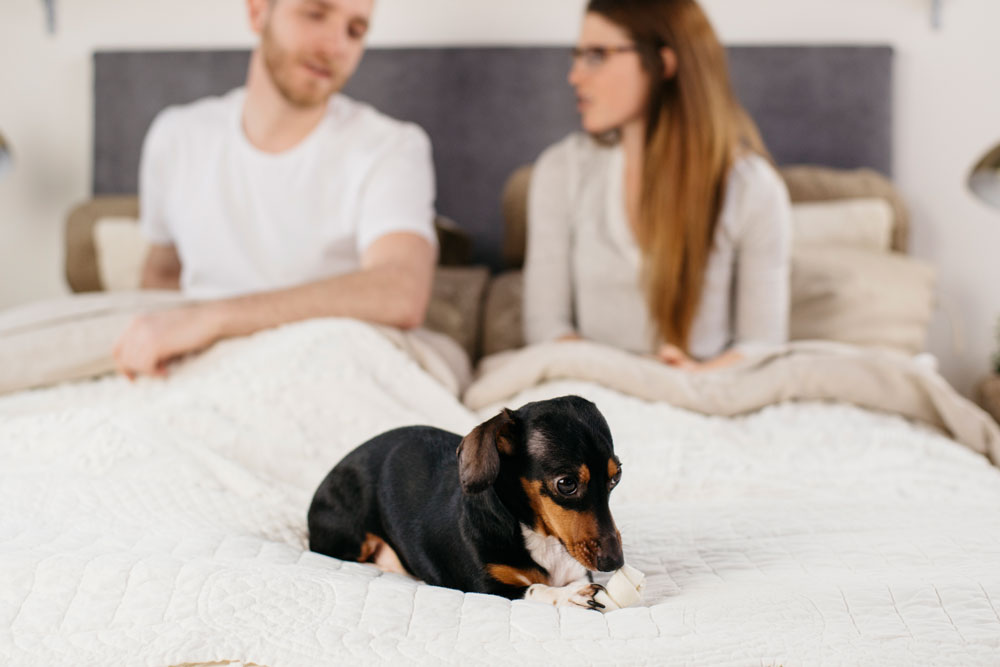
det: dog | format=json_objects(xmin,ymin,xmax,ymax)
[{"xmin": 307, "ymin": 395, "xmax": 624, "ymax": 609}]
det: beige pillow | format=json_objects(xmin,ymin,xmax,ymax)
[
  {"xmin": 780, "ymin": 165, "xmax": 909, "ymax": 251},
  {"xmin": 790, "ymin": 245, "xmax": 936, "ymax": 354},
  {"xmin": 481, "ymin": 270, "xmax": 525, "ymax": 357},
  {"xmin": 93, "ymin": 217, "xmax": 148, "ymax": 291},
  {"xmin": 425, "ymin": 266, "xmax": 491, "ymax": 361},
  {"xmin": 791, "ymin": 198, "xmax": 894, "ymax": 251}
]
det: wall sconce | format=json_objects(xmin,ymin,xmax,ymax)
[
  {"xmin": 969, "ymin": 142, "xmax": 1000, "ymax": 210},
  {"xmin": 0, "ymin": 132, "xmax": 12, "ymax": 179},
  {"xmin": 931, "ymin": 0, "xmax": 942, "ymax": 29},
  {"xmin": 43, "ymin": 0, "xmax": 56, "ymax": 34}
]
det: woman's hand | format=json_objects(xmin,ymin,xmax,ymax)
[
  {"xmin": 656, "ymin": 344, "xmax": 698, "ymax": 370},
  {"xmin": 656, "ymin": 345, "xmax": 744, "ymax": 372}
]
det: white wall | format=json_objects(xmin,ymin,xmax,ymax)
[{"xmin": 1, "ymin": 0, "xmax": 998, "ymax": 395}]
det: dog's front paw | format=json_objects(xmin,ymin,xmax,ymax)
[
  {"xmin": 525, "ymin": 581, "xmax": 607, "ymax": 611},
  {"xmin": 569, "ymin": 582, "xmax": 607, "ymax": 611}
]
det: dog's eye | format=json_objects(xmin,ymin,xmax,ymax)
[
  {"xmin": 556, "ymin": 477, "xmax": 578, "ymax": 496},
  {"xmin": 609, "ymin": 470, "xmax": 622, "ymax": 489}
]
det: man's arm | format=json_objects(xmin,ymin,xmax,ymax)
[
  {"xmin": 215, "ymin": 231, "xmax": 434, "ymax": 336},
  {"xmin": 140, "ymin": 244, "xmax": 182, "ymax": 290},
  {"xmin": 113, "ymin": 232, "xmax": 435, "ymax": 378}
]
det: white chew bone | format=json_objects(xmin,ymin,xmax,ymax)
[{"xmin": 593, "ymin": 564, "xmax": 646, "ymax": 612}]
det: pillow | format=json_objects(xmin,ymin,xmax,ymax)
[
  {"xmin": 791, "ymin": 198, "xmax": 894, "ymax": 251},
  {"xmin": 481, "ymin": 270, "xmax": 525, "ymax": 357},
  {"xmin": 93, "ymin": 217, "xmax": 150, "ymax": 291},
  {"xmin": 790, "ymin": 245, "xmax": 936, "ymax": 354},
  {"xmin": 501, "ymin": 165, "xmax": 533, "ymax": 269},
  {"xmin": 435, "ymin": 215, "xmax": 473, "ymax": 266},
  {"xmin": 779, "ymin": 165, "xmax": 910, "ymax": 251},
  {"xmin": 424, "ymin": 266, "xmax": 491, "ymax": 361}
]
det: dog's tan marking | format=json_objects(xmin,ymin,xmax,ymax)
[
  {"xmin": 496, "ymin": 436, "xmax": 514, "ymax": 456},
  {"xmin": 521, "ymin": 479, "xmax": 601, "ymax": 570},
  {"xmin": 487, "ymin": 564, "xmax": 548, "ymax": 588},
  {"xmin": 360, "ymin": 532, "xmax": 410, "ymax": 576},
  {"xmin": 578, "ymin": 464, "xmax": 590, "ymax": 486},
  {"xmin": 608, "ymin": 459, "xmax": 619, "ymax": 480},
  {"xmin": 496, "ymin": 410, "xmax": 516, "ymax": 455}
]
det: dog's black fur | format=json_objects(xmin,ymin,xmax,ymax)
[{"xmin": 308, "ymin": 395, "xmax": 624, "ymax": 602}]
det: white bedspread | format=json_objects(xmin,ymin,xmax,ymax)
[{"xmin": 2, "ymin": 319, "xmax": 1000, "ymax": 666}]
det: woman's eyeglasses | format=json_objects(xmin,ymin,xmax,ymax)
[{"xmin": 570, "ymin": 45, "xmax": 639, "ymax": 69}]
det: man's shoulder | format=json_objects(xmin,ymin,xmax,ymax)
[{"xmin": 327, "ymin": 95, "xmax": 430, "ymax": 150}]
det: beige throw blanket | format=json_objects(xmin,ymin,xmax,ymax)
[
  {"xmin": 465, "ymin": 340, "xmax": 1000, "ymax": 463},
  {"xmin": 0, "ymin": 291, "xmax": 470, "ymax": 397},
  {"xmin": 0, "ymin": 291, "xmax": 191, "ymax": 395}
]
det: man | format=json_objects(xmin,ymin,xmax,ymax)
[{"xmin": 114, "ymin": 0, "xmax": 437, "ymax": 378}]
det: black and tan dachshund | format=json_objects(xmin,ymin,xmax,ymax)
[{"xmin": 308, "ymin": 395, "xmax": 625, "ymax": 609}]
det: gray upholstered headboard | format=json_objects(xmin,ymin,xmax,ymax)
[{"xmin": 93, "ymin": 46, "xmax": 893, "ymax": 267}]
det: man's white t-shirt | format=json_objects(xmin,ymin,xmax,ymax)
[{"xmin": 139, "ymin": 88, "xmax": 437, "ymax": 300}]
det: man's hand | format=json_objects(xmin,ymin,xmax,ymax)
[{"xmin": 113, "ymin": 304, "xmax": 223, "ymax": 379}]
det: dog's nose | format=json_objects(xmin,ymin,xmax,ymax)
[{"xmin": 596, "ymin": 535, "xmax": 625, "ymax": 572}]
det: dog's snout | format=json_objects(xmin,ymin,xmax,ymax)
[{"xmin": 596, "ymin": 534, "xmax": 625, "ymax": 572}]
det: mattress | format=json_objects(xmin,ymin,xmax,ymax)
[{"xmin": 2, "ymin": 319, "xmax": 999, "ymax": 666}]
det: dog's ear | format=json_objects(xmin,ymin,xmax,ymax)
[{"xmin": 456, "ymin": 408, "xmax": 517, "ymax": 494}]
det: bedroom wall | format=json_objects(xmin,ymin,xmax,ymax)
[{"xmin": 0, "ymin": 0, "xmax": 998, "ymax": 396}]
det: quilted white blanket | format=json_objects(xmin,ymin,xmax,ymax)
[{"xmin": 2, "ymin": 319, "xmax": 1000, "ymax": 666}]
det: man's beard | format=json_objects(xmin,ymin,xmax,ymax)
[{"xmin": 261, "ymin": 24, "xmax": 342, "ymax": 108}]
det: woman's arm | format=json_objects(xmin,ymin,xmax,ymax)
[
  {"xmin": 658, "ymin": 159, "xmax": 792, "ymax": 372},
  {"xmin": 523, "ymin": 142, "xmax": 578, "ymax": 344},
  {"xmin": 731, "ymin": 159, "xmax": 793, "ymax": 353}
]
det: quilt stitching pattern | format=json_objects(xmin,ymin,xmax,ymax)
[{"xmin": 1, "ymin": 320, "xmax": 1000, "ymax": 665}]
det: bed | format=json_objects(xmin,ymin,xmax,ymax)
[{"xmin": 2, "ymin": 46, "xmax": 1000, "ymax": 667}]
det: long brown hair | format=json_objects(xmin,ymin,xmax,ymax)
[{"xmin": 587, "ymin": 0, "xmax": 767, "ymax": 352}]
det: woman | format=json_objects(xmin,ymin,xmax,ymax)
[{"xmin": 523, "ymin": 0, "xmax": 792, "ymax": 371}]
